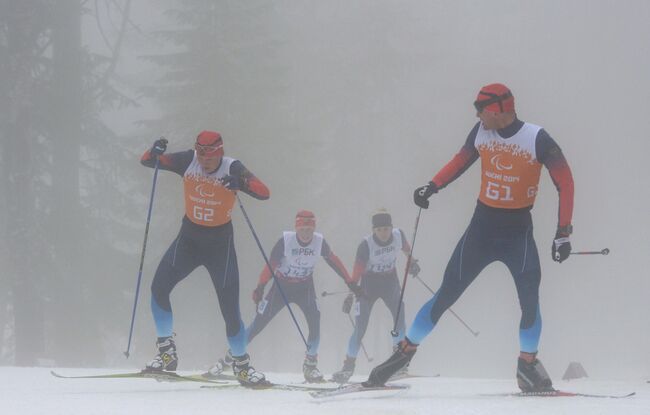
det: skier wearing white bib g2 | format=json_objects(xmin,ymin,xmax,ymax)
[
  {"xmin": 210, "ymin": 210, "xmax": 359, "ymax": 383},
  {"xmin": 331, "ymin": 209, "xmax": 420, "ymax": 383},
  {"xmin": 140, "ymin": 131, "xmax": 271, "ymax": 387}
]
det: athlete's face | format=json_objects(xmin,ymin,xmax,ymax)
[
  {"xmin": 196, "ymin": 141, "xmax": 223, "ymax": 172},
  {"xmin": 196, "ymin": 152, "xmax": 222, "ymax": 172},
  {"xmin": 477, "ymin": 109, "xmax": 515, "ymax": 130},
  {"xmin": 477, "ymin": 109, "xmax": 500, "ymax": 130},
  {"xmin": 373, "ymin": 226, "xmax": 392, "ymax": 243},
  {"xmin": 296, "ymin": 225, "xmax": 315, "ymax": 243}
]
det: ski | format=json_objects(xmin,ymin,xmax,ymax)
[
  {"xmin": 195, "ymin": 371, "xmax": 239, "ymax": 381},
  {"xmin": 50, "ymin": 370, "xmax": 230, "ymax": 384},
  {"xmin": 328, "ymin": 373, "xmax": 439, "ymax": 384},
  {"xmin": 200, "ymin": 382, "xmax": 339, "ymax": 392},
  {"xmin": 310, "ymin": 383, "xmax": 410, "ymax": 398},
  {"xmin": 390, "ymin": 372, "xmax": 440, "ymax": 381},
  {"xmin": 483, "ymin": 390, "xmax": 636, "ymax": 399}
]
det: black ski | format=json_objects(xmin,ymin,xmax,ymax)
[
  {"xmin": 50, "ymin": 370, "xmax": 230, "ymax": 384},
  {"xmin": 483, "ymin": 390, "xmax": 635, "ymax": 399}
]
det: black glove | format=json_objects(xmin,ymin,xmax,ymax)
[
  {"xmin": 151, "ymin": 138, "xmax": 168, "ymax": 156},
  {"xmin": 413, "ymin": 181, "xmax": 438, "ymax": 209},
  {"xmin": 408, "ymin": 258, "xmax": 421, "ymax": 276},
  {"xmin": 342, "ymin": 293, "xmax": 354, "ymax": 314},
  {"xmin": 347, "ymin": 283, "xmax": 365, "ymax": 299},
  {"xmin": 552, "ymin": 229, "xmax": 572, "ymax": 263},
  {"xmin": 219, "ymin": 174, "xmax": 245, "ymax": 191},
  {"xmin": 252, "ymin": 284, "xmax": 265, "ymax": 304}
]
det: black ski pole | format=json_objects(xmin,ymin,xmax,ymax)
[
  {"xmin": 412, "ymin": 273, "xmax": 480, "ymax": 337},
  {"xmin": 124, "ymin": 145, "xmax": 164, "ymax": 358},
  {"xmin": 321, "ymin": 290, "xmax": 349, "ymax": 297},
  {"xmin": 391, "ymin": 208, "xmax": 422, "ymax": 337},
  {"xmin": 346, "ymin": 313, "xmax": 373, "ymax": 362},
  {"xmin": 236, "ymin": 194, "xmax": 309, "ymax": 349},
  {"xmin": 570, "ymin": 248, "xmax": 609, "ymax": 256}
]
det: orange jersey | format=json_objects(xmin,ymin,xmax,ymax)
[
  {"xmin": 183, "ymin": 155, "xmax": 236, "ymax": 226},
  {"xmin": 475, "ymin": 123, "xmax": 542, "ymax": 209}
]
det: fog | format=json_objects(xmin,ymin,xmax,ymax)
[{"xmin": 2, "ymin": 0, "xmax": 649, "ymax": 382}]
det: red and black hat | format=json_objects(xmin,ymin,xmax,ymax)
[{"xmin": 474, "ymin": 83, "xmax": 515, "ymax": 113}]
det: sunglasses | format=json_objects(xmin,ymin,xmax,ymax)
[
  {"xmin": 473, "ymin": 91, "xmax": 513, "ymax": 113},
  {"xmin": 195, "ymin": 142, "xmax": 223, "ymax": 156}
]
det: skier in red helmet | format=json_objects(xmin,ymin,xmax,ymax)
[
  {"xmin": 140, "ymin": 131, "xmax": 271, "ymax": 387},
  {"xmin": 364, "ymin": 84, "xmax": 574, "ymax": 393}
]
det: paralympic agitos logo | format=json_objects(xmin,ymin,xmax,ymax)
[
  {"xmin": 490, "ymin": 154, "xmax": 513, "ymax": 171},
  {"xmin": 195, "ymin": 184, "xmax": 215, "ymax": 198}
]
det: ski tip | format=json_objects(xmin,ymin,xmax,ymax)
[{"xmin": 501, "ymin": 390, "xmax": 637, "ymax": 399}]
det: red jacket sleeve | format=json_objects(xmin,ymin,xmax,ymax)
[
  {"xmin": 432, "ymin": 145, "xmax": 479, "ymax": 189},
  {"xmin": 140, "ymin": 149, "xmax": 193, "ymax": 176},
  {"xmin": 257, "ymin": 238, "xmax": 284, "ymax": 285},
  {"xmin": 230, "ymin": 161, "xmax": 270, "ymax": 200},
  {"xmin": 350, "ymin": 240, "xmax": 370, "ymax": 284},
  {"xmin": 536, "ymin": 131, "xmax": 574, "ymax": 229},
  {"xmin": 545, "ymin": 153, "xmax": 574, "ymax": 229}
]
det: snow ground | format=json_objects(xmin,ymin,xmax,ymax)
[{"xmin": 1, "ymin": 367, "xmax": 647, "ymax": 415}]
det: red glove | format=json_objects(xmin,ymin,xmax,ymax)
[{"xmin": 252, "ymin": 284, "xmax": 265, "ymax": 304}]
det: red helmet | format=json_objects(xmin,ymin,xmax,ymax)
[{"xmin": 195, "ymin": 130, "xmax": 224, "ymax": 157}]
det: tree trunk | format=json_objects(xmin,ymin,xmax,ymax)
[
  {"xmin": 3, "ymin": 3, "xmax": 47, "ymax": 367},
  {"xmin": 48, "ymin": 0, "xmax": 95, "ymax": 366}
]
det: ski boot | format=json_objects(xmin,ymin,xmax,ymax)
[
  {"xmin": 516, "ymin": 352, "xmax": 554, "ymax": 392},
  {"xmin": 232, "ymin": 353, "xmax": 270, "ymax": 388},
  {"xmin": 331, "ymin": 356, "xmax": 356, "ymax": 384},
  {"xmin": 363, "ymin": 337, "xmax": 417, "ymax": 387},
  {"xmin": 303, "ymin": 355, "xmax": 325, "ymax": 383},
  {"xmin": 144, "ymin": 336, "xmax": 178, "ymax": 372},
  {"xmin": 389, "ymin": 345, "xmax": 411, "ymax": 380},
  {"xmin": 206, "ymin": 349, "xmax": 233, "ymax": 379}
]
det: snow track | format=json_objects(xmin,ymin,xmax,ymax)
[{"xmin": 2, "ymin": 367, "xmax": 647, "ymax": 415}]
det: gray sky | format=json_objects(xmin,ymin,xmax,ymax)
[{"xmin": 84, "ymin": 0, "xmax": 650, "ymax": 379}]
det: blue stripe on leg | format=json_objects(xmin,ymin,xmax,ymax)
[
  {"xmin": 406, "ymin": 294, "xmax": 438, "ymax": 345},
  {"xmin": 151, "ymin": 297, "xmax": 173, "ymax": 338},
  {"xmin": 519, "ymin": 306, "xmax": 542, "ymax": 353},
  {"xmin": 228, "ymin": 319, "xmax": 247, "ymax": 357}
]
